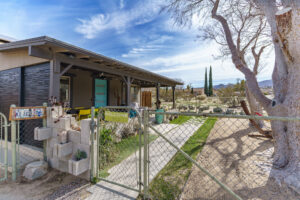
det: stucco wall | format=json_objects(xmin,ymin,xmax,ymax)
[
  {"xmin": 0, "ymin": 49, "xmax": 47, "ymax": 72},
  {"xmin": 109, "ymin": 79, "xmax": 122, "ymax": 106},
  {"xmin": 70, "ymin": 69, "xmax": 93, "ymax": 108}
]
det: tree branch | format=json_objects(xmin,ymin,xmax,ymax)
[{"xmin": 211, "ymin": 0, "xmax": 271, "ymax": 108}]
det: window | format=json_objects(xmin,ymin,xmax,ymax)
[{"xmin": 60, "ymin": 76, "xmax": 71, "ymax": 107}]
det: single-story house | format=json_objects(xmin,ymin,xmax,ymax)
[
  {"xmin": 0, "ymin": 36, "xmax": 182, "ymax": 116},
  {"xmin": 0, "ymin": 36, "xmax": 182, "ymax": 147}
]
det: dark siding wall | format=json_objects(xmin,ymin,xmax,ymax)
[
  {"xmin": 22, "ymin": 62, "xmax": 50, "ymax": 147},
  {"xmin": 0, "ymin": 68, "xmax": 21, "ymax": 118},
  {"xmin": 23, "ymin": 62, "xmax": 50, "ymax": 106},
  {"xmin": 0, "ymin": 62, "xmax": 50, "ymax": 147}
]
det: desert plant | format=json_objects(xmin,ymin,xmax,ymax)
[
  {"xmin": 213, "ymin": 107, "xmax": 223, "ymax": 113},
  {"xmin": 75, "ymin": 150, "xmax": 87, "ymax": 161},
  {"xmin": 225, "ymin": 109, "xmax": 234, "ymax": 115},
  {"xmin": 197, "ymin": 95, "xmax": 206, "ymax": 101}
]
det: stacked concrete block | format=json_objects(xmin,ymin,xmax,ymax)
[
  {"xmin": 34, "ymin": 106, "xmax": 96, "ymax": 180},
  {"xmin": 34, "ymin": 127, "xmax": 52, "ymax": 141}
]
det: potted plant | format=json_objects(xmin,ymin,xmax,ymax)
[{"xmin": 68, "ymin": 150, "xmax": 89, "ymax": 176}]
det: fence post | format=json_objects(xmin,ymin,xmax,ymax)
[
  {"xmin": 90, "ymin": 107, "xmax": 95, "ymax": 181},
  {"xmin": 43, "ymin": 102, "xmax": 47, "ymax": 161},
  {"xmin": 138, "ymin": 109, "xmax": 142, "ymax": 194},
  {"xmin": 10, "ymin": 104, "xmax": 17, "ymax": 181},
  {"xmin": 143, "ymin": 108, "xmax": 149, "ymax": 199}
]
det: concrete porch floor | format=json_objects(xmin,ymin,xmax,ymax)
[{"xmin": 0, "ymin": 140, "xmax": 43, "ymax": 172}]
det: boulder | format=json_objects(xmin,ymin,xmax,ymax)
[{"xmin": 23, "ymin": 161, "xmax": 48, "ymax": 180}]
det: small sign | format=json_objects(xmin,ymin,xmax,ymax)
[
  {"xmin": 105, "ymin": 111, "xmax": 128, "ymax": 123},
  {"xmin": 9, "ymin": 106, "xmax": 46, "ymax": 121}
]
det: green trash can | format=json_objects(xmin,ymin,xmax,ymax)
[{"xmin": 155, "ymin": 109, "xmax": 164, "ymax": 124}]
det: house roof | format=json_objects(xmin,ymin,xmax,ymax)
[{"xmin": 0, "ymin": 36, "xmax": 182, "ymax": 87}]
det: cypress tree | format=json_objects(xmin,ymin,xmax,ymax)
[
  {"xmin": 204, "ymin": 68, "xmax": 208, "ymax": 96},
  {"xmin": 209, "ymin": 66, "xmax": 213, "ymax": 96},
  {"xmin": 191, "ymin": 87, "xmax": 194, "ymax": 94}
]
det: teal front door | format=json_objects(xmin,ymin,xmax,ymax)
[{"xmin": 95, "ymin": 79, "xmax": 107, "ymax": 108}]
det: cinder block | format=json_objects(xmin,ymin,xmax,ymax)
[
  {"xmin": 71, "ymin": 117, "xmax": 77, "ymax": 127},
  {"xmin": 49, "ymin": 157, "xmax": 59, "ymax": 169},
  {"xmin": 48, "ymin": 137, "xmax": 58, "ymax": 149},
  {"xmin": 72, "ymin": 143, "xmax": 90, "ymax": 158},
  {"xmin": 58, "ymin": 130, "xmax": 68, "ymax": 144},
  {"xmin": 58, "ymin": 117, "xmax": 71, "ymax": 130},
  {"xmin": 69, "ymin": 158, "xmax": 89, "ymax": 176},
  {"xmin": 34, "ymin": 127, "xmax": 52, "ymax": 141},
  {"xmin": 80, "ymin": 119, "xmax": 91, "ymax": 145},
  {"xmin": 68, "ymin": 130, "xmax": 81, "ymax": 144},
  {"xmin": 53, "ymin": 143, "xmax": 58, "ymax": 157},
  {"xmin": 46, "ymin": 147, "xmax": 53, "ymax": 159},
  {"xmin": 57, "ymin": 142, "xmax": 73, "ymax": 158},
  {"xmin": 51, "ymin": 106, "xmax": 63, "ymax": 118},
  {"xmin": 58, "ymin": 159, "xmax": 69, "ymax": 173}
]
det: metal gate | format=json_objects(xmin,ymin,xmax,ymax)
[
  {"xmin": 0, "ymin": 112, "xmax": 8, "ymax": 182},
  {"xmin": 94, "ymin": 106, "xmax": 144, "ymax": 197}
]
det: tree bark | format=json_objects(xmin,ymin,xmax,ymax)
[{"xmin": 245, "ymin": 83, "xmax": 264, "ymax": 127}]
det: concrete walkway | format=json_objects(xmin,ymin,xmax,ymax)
[
  {"xmin": 86, "ymin": 118, "xmax": 204, "ymax": 200},
  {"xmin": 0, "ymin": 140, "xmax": 43, "ymax": 172}
]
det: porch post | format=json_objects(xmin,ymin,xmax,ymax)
[
  {"xmin": 156, "ymin": 83, "xmax": 160, "ymax": 109},
  {"xmin": 49, "ymin": 58, "xmax": 61, "ymax": 102},
  {"xmin": 172, "ymin": 86, "xmax": 176, "ymax": 109},
  {"xmin": 126, "ymin": 76, "xmax": 131, "ymax": 106}
]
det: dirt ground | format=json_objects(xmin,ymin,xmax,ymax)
[
  {"xmin": 180, "ymin": 118, "xmax": 300, "ymax": 200},
  {"xmin": 0, "ymin": 168, "xmax": 90, "ymax": 200}
]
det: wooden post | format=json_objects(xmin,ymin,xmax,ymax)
[
  {"xmin": 125, "ymin": 76, "xmax": 131, "ymax": 106},
  {"xmin": 172, "ymin": 86, "xmax": 176, "ymax": 109},
  {"xmin": 49, "ymin": 58, "xmax": 61, "ymax": 101},
  {"xmin": 156, "ymin": 83, "xmax": 160, "ymax": 109}
]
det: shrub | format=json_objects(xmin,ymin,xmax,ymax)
[
  {"xmin": 75, "ymin": 150, "xmax": 87, "ymax": 161},
  {"xmin": 239, "ymin": 111, "xmax": 246, "ymax": 115},
  {"xmin": 225, "ymin": 109, "xmax": 234, "ymax": 114},
  {"xmin": 213, "ymin": 107, "xmax": 223, "ymax": 113},
  {"xmin": 197, "ymin": 95, "xmax": 206, "ymax": 101}
]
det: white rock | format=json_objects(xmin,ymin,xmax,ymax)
[{"xmin": 23, "ymin": 161, "xmax": 48, "ymax": 180}]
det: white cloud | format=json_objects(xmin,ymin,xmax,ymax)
[
  {"xmin": 125, "ymin": 41, "xmax": 273, "ymax": 87},
  {"xmin": 120, "ymin": 0, "xmax": 124, "ymax": 9},
  {"xmin": 75, "ymin": 0, "xmax": 162, "ymax": 39}
]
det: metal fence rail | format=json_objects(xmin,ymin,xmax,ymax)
[{"xmin": 0, "ymin": 113, "xmax": 8, "ymax": 182}]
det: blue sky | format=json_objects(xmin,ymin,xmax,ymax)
[{"xmin": 0, "ymin": 0, "xmax": 273, "ymax": 87}]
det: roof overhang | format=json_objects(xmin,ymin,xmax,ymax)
[{"xmin": 0, "ymin": 36, "xmax": 183, "ymax": 87}]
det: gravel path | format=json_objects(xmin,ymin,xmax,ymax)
[{"xmin": 180, "ymin": 118, "xmax": 300, "ymax": 200}]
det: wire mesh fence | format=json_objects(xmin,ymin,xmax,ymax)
[
  {"xmin": 144, "ymin": 112, "xmax": 300, "ymax": 200},
  {"xmin": 95, "ymin": 107, "xmax": 144, "ymax": 196},
  {"xmin": 15, "ymin": 119, "xmax": 44, "ymax": 174}
]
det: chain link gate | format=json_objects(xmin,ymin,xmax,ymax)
[
  {"xmin": 93, "ymin": 106, "xmax": 144, "ymax": 197},
  {"xmin": 0, "ymin": 112, "xmax": 9, "ymax": 182}
]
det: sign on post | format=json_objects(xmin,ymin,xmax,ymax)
[
  {"xmin": 105, "ymin": 111, "xmax": 128, "ymax": 123},
  {"xmin": 9, "ymin": 106, "xmax": 47, "ymax": 121}
]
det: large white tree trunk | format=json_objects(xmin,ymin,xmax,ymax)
[{"xmin": 263, "ymin": 6, "xmax": 300, "ymax": 192}]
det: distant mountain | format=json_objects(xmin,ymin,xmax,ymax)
[
  {"xmin": 258, "ymin": 80, "xmax": 273, "ymax": 88},
  {"xmin": 213, "ymin": 80, "xmax": 272, "ymax": 89},
  {"xmin": 213, "ymin": 83, "xmax": 233, "ymax": 89}
]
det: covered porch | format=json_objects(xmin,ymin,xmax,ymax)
[{"xmin": 27, "ymin": 37, "xmax": 181, "ymax": 110}]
